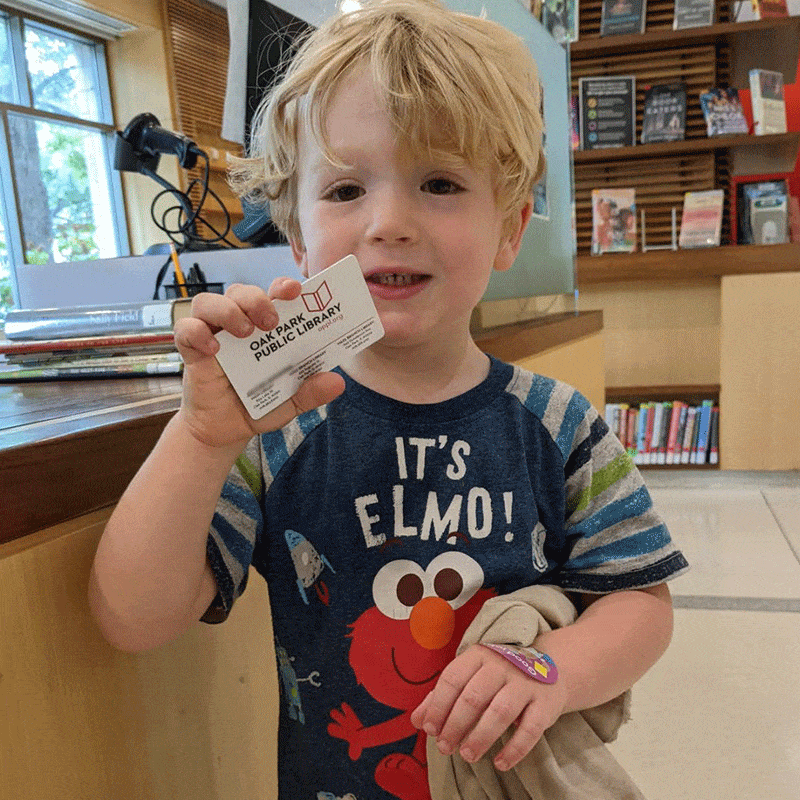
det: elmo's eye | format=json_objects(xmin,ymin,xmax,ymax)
[
  {"xmin": 433, "ymin": 568, "xmax": 462, "ymax": 601},
  {"xmin": 397, "ymin": 573, "xmax": 424, "ymax": 607},
  {"xmin": 372, "ymin": 560, "xmax": 426, "ymax": 620},
  {"xmin": 426, "ymin": 552, "xmax": 483, "ymax": 609}
]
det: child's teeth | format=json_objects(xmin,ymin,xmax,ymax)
[{"xmin": 377, "ymin": 274, "xmax": 416, "ymax": 286}]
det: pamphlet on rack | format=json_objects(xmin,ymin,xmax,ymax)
[
  {"xmin": 749, "ymin": 69, "xmax": 787, "ymax": 135},
  {"xmin": 214, "ymin": 254, "xmax": 384, "ymax": 419},
  {"xmin": 579, "ymin": 76, "xmax": 636, "ymax": 150}
]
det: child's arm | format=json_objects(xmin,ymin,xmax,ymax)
[
  {"xmin": 410, "ymin": 582, "xmax": 673, "ymax": 772},
  {"xmin": 88, "ymin": 279, "xmax": 344, "ymax": 653}
]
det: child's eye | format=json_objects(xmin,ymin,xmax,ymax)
[
  {"xmin": 422, "ymin": 178, "xmax": 463, "ymax": 195},
  {"xmin": 324, "ymin": 183, "xmax": 364, "ymax": 202}
]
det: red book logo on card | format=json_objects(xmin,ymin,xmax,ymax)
[{"xmin": 301, "ymin": 281, "xmax": 333, "ymax": 313}]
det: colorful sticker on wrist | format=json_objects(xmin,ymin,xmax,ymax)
[{"xmin": 482, "ymin": 643, "xmax": 558, "ymax": 684}]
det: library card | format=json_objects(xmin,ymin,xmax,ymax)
[{"xmin": 214, "ymin": 254, "xmax": 384, "ymax": 419}]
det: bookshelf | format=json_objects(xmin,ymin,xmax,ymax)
[
  {"xmin": 572, "ymin": 1, "xmax": 799, "ymax": 470},
  {"xmin": 606, "ymin": 384, "xmax": 721, "ymax": 469}
]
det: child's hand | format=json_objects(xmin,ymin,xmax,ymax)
[
  {"xmin": 173, "ymin": 277, "xmax": 345, "ymax": 448},
  {"xmin": 410, "ymin": 644, "xmax": 568, "ymax": 772}
]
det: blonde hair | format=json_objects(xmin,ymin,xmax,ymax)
[{"xmin": 229, "ymin": 0, "xmax": 545, "ymax": 244}]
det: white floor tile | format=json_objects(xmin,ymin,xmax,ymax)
[
  {"xmin": 608, "ymin": 608, "xmax": 800, "ymax": 800},
  {"xmin": 762, "ymin": 488, "xmax": 800, "ymax": 557},
  {"xmin": 649, "ymin": 489, "xmax": 800, "ymax": 598}
]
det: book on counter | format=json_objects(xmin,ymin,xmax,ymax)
[
  {"xmin": 750, "ymin": 0, "xmax": 788, "ymax": 19},
  {"xmin": 2, "ymin": 297, "xmax": 192, "ymax": 341},
  {"xmin": 0, "ymin": 352, "xmax": 183, "ymax": 382},
  {"xmin": 0, "ymin": 329, "xmax": 182, "ymax": 383},
  {"xmin": 579, "ymin": 76, "xmax": 636, "ymax": 150},
  {"xmin": 641, "ymin": 83, "xmax": 687, "ymax": 143},
  {"xmin": 600, "ymin": 0, "xmax": 646, "ymax": 37},
  {"xmin": 0, "ymin": 330, "xmax": 176, "ymax": 358},
  {"xmin": 788, "ymin": 195, "xmax": 800, "ymax": 243},
  {"xmin": 699, "ymin": 87, "xmax": 749, "ymax": 137},
  {"xmin": 541, "ymin": 0, "xmax": 579, "ymax": 44},
  {"xmin": 673, "ymin": 0, "xmax": 715, "ymax": 29},
  {"xmin": 591, "ymin": 187, "xmax": 637, "ymax": 254},
  {"xmin": 678, "ymin": 189, "xmax": 724, "ymax": 248},
  {"xmin": 749, "ymin": 69, "xmax": 787, "ymax": 135}
]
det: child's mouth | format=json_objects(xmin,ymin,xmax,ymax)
[{"xmin": 366, "ymin": 271, "xmax": 430, "ymax": 300}]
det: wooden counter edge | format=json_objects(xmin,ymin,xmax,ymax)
[
  {"xmin": 474, "ymin": 310, "xmax": 603, "ymax": 364},
  {"xmin": 0, "ymin": 407, "xmax": 177, "ymax": 546}
]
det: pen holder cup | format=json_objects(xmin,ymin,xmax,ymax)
[{"xmin": 163, "ymin": 282, "xmax": 224, "ymax": 299}]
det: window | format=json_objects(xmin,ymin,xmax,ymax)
[{"xmin": 0, "ymin": 9, "xmax": 127, "ymax": 316}]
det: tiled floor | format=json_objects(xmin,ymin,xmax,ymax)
[{"xmin": 607, "ymin": 469, "xmax": 800, "ymax": 800}]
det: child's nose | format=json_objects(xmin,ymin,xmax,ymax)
[{"xmin": 366, "ymin": 187, "xmax": 416, "ymax": 243}]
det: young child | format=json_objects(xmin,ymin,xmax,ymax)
[{"xmin": 89, "ymin": 2, "xmax": 688, "ymax": 798}]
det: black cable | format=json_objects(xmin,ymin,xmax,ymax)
[{"xmin": 144, "ymin": 148, "xmax": 236, "ymax": 255}]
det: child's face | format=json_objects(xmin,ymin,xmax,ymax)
[{"xmin": 290, "ymin": 68, "xmax": 530, "ymax": 350}]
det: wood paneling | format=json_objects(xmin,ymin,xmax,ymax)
[
  {"xmin": 163, "ymin": 0, "xmax": 244, "ymax": 240},
  {"xmin": 720, "ymin": 273, "xmax": 800, "ymax": 470},
  {"xmin": 577, "ymin": 280, "xmax": 721, "ymax": 389},
  {"xmin": 0, "ymin": 509, "xmax": 279, "ymax": 800}
]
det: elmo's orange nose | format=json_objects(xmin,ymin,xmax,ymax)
[{"xmin": 409, "ymin": 596, "xmax": 455, "ymax": 650}]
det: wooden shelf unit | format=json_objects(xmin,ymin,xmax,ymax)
[
  {"xmin": 577, "ymin": 241, "xmax": 800, "ymax": 284},
  {"xmin": 570, "ymin": 0, "xmax": 800, "ymax": 259},
  {"xmin": 606, "ymin": 384, "xmax": 720, "ymax": 404},
  {"xmin": 571, "ymin": 16, "xmax": 800, "ymax": 63},
  {"xmin": 573, "ymin": 131, "xmax": 800, "ymax": 164}
]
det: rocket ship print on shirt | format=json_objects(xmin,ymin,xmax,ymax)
[{"xmin": 285, "ymin": 529, "xmax": 336, "ymax": 605}]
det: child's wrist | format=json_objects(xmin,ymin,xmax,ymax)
[{"xmin": 169, "ymin": 411, "xmax": 250, "ymax": 466}]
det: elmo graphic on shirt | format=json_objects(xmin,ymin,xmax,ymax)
[{"xmin": 328, "ymin": 550, "xmax": 495, "ymax": 800}]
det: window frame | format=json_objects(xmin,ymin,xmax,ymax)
[{"xmin": 0, "ymin": 7, "xmax": 129, "ymax": 309}]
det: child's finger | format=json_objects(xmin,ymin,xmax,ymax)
[
  {"xmin": 190, "ymin": 289, "xmax": 256, "ymax": 337},
  {"xmin": 491, "ymin": 699, "xmax": 549, "ymax": 772},
  {"xmin": 432, "ymin": 666, "xmax": 507, "ymax": 756},
  {"xmin": 252, "ymin": 371, "xmax": 346, "ymax": 433},
  {"xmin": 223, "ymin": 283, "xmax": 279, "ymax": 330},
  {"xmin": 455, "ymin": 684, "xmax": 529, "ymax": 766},
  {"xmin": 410, "ymin": 691, "xmax": 433, "ymax": 728},
  {"xmin": 414, "ymin": 652, "xmax": 483, "ymax": 738},
  {"xmin": 267, "ymin": 275, "xmax": 302, "ymax": 300},
  {"xmin": 173, "ymin": 316, "xmax": 221, "ymax": 363}
]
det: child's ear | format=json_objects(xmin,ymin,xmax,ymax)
[
  {"xmin": 290, "ymin": 237, "xmax": 309, "ymax": 278},
  {"xmin": 493, "ymin": 200, "xmax": 533, "ymax": 273}
]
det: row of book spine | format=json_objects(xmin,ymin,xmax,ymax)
[
  {"xmin": 605, "ymin": 400, "xmax": 719, "ymax": 466},
  {"xmin": 0, "ymin": 299, "xmax": 192, "ymax": 382}
]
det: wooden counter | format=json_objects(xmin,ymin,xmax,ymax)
[{"xmin": 0, "ymin": 377, "xmax": 182, "ymax": 545}]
